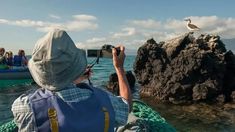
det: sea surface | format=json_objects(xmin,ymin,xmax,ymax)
[{"xmin": 1, "ymin": 55, "xmax": 235, "ymax": 132}]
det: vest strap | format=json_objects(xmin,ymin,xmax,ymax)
[
  {"xmin": 102, "ymin": 107, "xmax": 109, "ymax": 132},
  {"xmin": 48, "ymin": 108, "xmax": 59, "ymax": 132}
]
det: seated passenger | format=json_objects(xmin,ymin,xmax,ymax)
[
  {"xmin": 0, "ymin": 48, "xmax": 8, "ymax": 69},
  {"xmin": 21, "ymin": 50, "xmax": 28, "ymax": 66},
  {"xmin": 5, "ymin": 51, "xmax": 14, "ymax": 67},
  {"xmin": 14, "ymin": 49, "xmax": 28, "ymax": 67}
]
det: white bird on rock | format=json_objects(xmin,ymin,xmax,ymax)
[{"xmin": 184, "ymin": 18, "xmax": 200, "ymax": 31}]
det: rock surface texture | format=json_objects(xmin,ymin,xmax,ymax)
[{"xmin": 134, "ymin": 33, "xmax": 235, "ymax": 104}]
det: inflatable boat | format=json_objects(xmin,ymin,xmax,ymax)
[
  {"xmin": 0, "ymin": 100, "xmax": 176, "ymax": 132},
  {"xmin": 0, "ymin": 68, "xmax": 33, "ymax": 89},
  {"xmin": 0, "ymin": 68, "xmax": 32, "ymax": 80}
]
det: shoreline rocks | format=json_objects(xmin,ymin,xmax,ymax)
[{"xmin": 134, "ymin": 32, "xmax": 235, "ymax": 104}]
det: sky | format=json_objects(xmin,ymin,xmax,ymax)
[{"xmin": 0, "ymin": 0, "xmax": 235, "ymax": 55}]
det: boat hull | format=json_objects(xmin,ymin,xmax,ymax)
[{"xmin": 0, "ymin": 69, "xmax": 32, "ymax": 80}]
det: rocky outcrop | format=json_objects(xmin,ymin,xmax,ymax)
[
  {"xmin": 134, "ymin": 32, "xmax": 235, "ymax": 104},
  {"xmin": 106, "ymin": 71, "xmax": 136, "ymax": 96}
]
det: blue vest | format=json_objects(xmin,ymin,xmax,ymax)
[
  {"xmin": 13, "ymin": 55, "xmax": 22, "ymax": 66},
  {"xmin": 29, "ymin": 83, "xmax": 115, "ymax": 132},
  {"xmin": 6, "ymin": 57, "xmax": 13, "ymax": 66}
]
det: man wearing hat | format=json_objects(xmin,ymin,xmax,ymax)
[{"xmin": 11, "ymin": 29, "xmax": 132, "ymax": 132}]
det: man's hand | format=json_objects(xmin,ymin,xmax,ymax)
[{"xmin": 112, "ymin": 46, "xmax": 125, "ymax": 70}]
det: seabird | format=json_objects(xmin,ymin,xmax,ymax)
[{"xmin": 184, "ymin": 18, "xmax": 200, "ymax": 31}]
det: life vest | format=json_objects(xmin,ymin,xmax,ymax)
[
  {"xmin": 29, "ymin": 83, "xmax": 115, "ymax": 132},
  {"xmin": 13, "ymin": 55, "xmax": 22, "ymax": 66},
  {"xmin": 6, "ymin": 57, "xmax": 13, "ymax": 66}
]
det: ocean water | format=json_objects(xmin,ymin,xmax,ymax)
[
  {"xmin": 0, "ymin": 56, "xmax": 136, "ymax": 125},
  {"xmin": 88, "ymin": 56, "xmax": 135, "ymax": 86}
]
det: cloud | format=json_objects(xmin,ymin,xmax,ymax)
[
  {"xmin": 164, "ymin": 19, "xmax": 186, "ymax": 32},
  {"xmin": 14, "ymin": 20, "xmax": 48, "ymax": 27},
  {"xmin": 73, "ymin": 15, "xmax": 97, "ymax": 21},
  {"xmin": 86, "ymin": 37, "xmax": 106, "ymax": 43},
  {"xmin": 65, "ymin": 21, "xmax": 98, "ymax": 31},
  {"xmin": 112, "ymin": 27, "xmax": 137, "ymax": 38},
  {"xmin": 76, "ymin": 41, "xmax": 101, "ymax": 49},
  {"xmin": 124, "ymin": 39, "xmax": 146, "ymax": 50},
  {"xmin": 49, "ymin": 14, "xmax": 61, "ymax": 19},
  {"xmin": 142, "ymin": 31, "xmax": 180, "ymax": 41},
  {"xmin": 130, "ymin": 19, "xmax": 161, "ymax": 29},
  {"xmin": 0, "ymin": 19, "xmax": 9, "ymax": 23},
  {"xmin": 0, "ymin": 14, "xmax": 98, "ymax": 32}
]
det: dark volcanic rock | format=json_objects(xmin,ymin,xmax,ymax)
[
  {"xmin": 231, "ymin": 91, "xmax": 235, "ymax": 103},
  {"xmin": 107, "ymin": 71, "xmax": 136, "ymax": 96},
  {"xmin": 134, "ymin": 33, "xmax": 235, "ymax": 104}
]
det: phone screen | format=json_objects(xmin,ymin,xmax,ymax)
[
  {"xmin": 87, "ymin": 49, "xmax": 101, "ymax": 57},
  {"xmin": 87, "ymin": 49, "xmax": 113, "ymax": 58}
]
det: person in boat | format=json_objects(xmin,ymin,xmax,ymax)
[
  {"xmin": 11, "ymin": 29, "xmax": 132, "ymax": 132},
  {"xmin": 3, "ymin": 51, "xmax": 9, "ymax": 64},
  {"xmin": 13, "ymin": 49, "xmax": 28, "ymax": 67},
  {"xmin": 0, "ymin": 48, "xmax": 8, "ymax": 69},
  {"xmin": 21, "ymin": 50, "xmax": 28, "ymax": 66},
  {"xmin": 5, "ymin": 51, "xmax": 14, "ymax": 67}
]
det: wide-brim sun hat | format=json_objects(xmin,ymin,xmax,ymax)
[{"xmin": 28, "ymin": 29, "xmax": 87, "ymax": 90}]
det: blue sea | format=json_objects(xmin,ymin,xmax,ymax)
[{"xmin": 0, "ymin": 56, "xmax": 136, "ymax": 125}]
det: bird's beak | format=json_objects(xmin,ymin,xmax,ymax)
[{"xmin": 184, "ymin": 19, "xmax": 188, "ymax": 21}]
